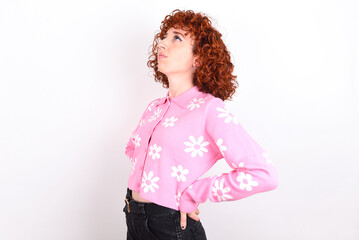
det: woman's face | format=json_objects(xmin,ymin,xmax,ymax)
[{"xmin": 157, "ymin": 27, "xmax": 197, "ymax": 76}]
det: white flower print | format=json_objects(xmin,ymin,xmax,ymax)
[
  {"xmin": 141, "ymin": 171, "xmax": 160, "ymax": 193},
  {"xmin": 262, "ymin": 151, "xmax": 273, "ymax": 164},
  {"xmin": 131, "ymin": 134, "xmax": 141, "ymax": 148},
  {"xmin": 149, "ymin": 144, "xmax": 162, "ymax": 160},
  {"xmin": 216, "ymin": 106, "xmax": 239, "ymax": 125},
  {"xmin": 139, "ymin": 118, "xmax": 145, "ymax": 126},
  {"xmin": 162, "ymin": 116, "xmax": 178, "ymax": 127},
  {"xmin": 148, "ymin": 102, "xmax": 156, "ymax": 112},
  {"xmin": 212, "ymin": 178, "xmax": 233, "ymax": 201},
  {"xmin": 184, "ymin": 135, "xmax": 209, "ymax": 157},
  {"xmin": 216, "ymin": 138, "xmax": 227, "ymax": 157},
  {"xmin": 236, "ymin": 172, "xmax": 258, "ymax": 191},
  {"xmin": 232, "ymin": 162, "xmax": 245, "ymax": 169},
  {"xmin": 130, "ymin": 157, "xmax": 137, "ymax": 175},
  {"xmin": 186, "ymin": 97, "xmax": 207, "ymax": 111},
  {"xmin": 175, "ymin": 190, "xmax": 181, "ymax": 206},
  {"xmin": 148, "ymin": 108, "xmax": 162, "ymax": 122},
  {"xmin": 171, "ymin": 165, "xmax": 189, "ymax": 182}
]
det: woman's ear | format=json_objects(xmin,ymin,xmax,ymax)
[
  {"xmin": 193, "ymin": 55, "xmax": 201, "ymax": 69},
  {"xmin": 193, "ymin": 56, "xmax": 199, "ymax": 68}
]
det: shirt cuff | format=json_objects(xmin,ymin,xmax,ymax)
[{"xmin": 179, "ymin": 187, "xmax": 199, "ymax": 213}]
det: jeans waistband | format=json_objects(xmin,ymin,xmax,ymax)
[{"xmin": 124, "ymin": 188, "xmax": 178, "ymax": 216}]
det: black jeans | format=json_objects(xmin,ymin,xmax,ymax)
[{"xmin": 123, "ymin": 188, "xmax": 207, "ymax": 240}]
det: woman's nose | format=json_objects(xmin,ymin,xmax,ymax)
[
  {"xmin": 158, "ymin": 39, "xmax": 167, "ymax": 50},
  {"xmin": 158, "ymin": 43, "xmax": 165, "ymax": 51}
]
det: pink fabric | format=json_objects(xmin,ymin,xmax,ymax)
[{"xmin": 125, "ymin": 85, "xmax": 279, "ymax": 213}]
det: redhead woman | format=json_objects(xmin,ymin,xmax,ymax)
[{"xmin": 123, "ymin": 9, "xmax": 279, "ymax": 240}]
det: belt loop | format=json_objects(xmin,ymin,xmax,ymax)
[
  {"xmin": 127, "ymin": 188, "xmax": 132, "ymax": 199},
  {"xmin": 138, "ymin": 202, "xmax": 145, "ymax": 214}
]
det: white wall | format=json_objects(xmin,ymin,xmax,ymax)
[{"xmin": 1, "ymin": 0, "xmax": 358, "ymax": 239}]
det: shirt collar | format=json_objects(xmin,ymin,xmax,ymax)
[{"xmin": 155, "ymin": 85, "xmax": 202, "ymax": 109}]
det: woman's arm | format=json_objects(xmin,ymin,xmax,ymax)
[
  {"xmin": 179, "ymin": 97, "xmax": 279, "ymax": 213},
  {"xmin": 124, "ymin": 99, "xmax": 156, "ymax": 159}
]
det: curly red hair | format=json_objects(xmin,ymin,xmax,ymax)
[{"xmin": 147, "ymin": 9, "xmax": 238, "ymax": 101}]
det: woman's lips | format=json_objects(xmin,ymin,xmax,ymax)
[{"xmin": 158, "ymin": 52, "xmax": 167, "ymax": 59}]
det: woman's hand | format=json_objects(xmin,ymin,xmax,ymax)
[{"xmin": 180, "ymin": 208, "xmax": 200, "ymax": 229}]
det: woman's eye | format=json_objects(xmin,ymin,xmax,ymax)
[{"xmin": 160, "ymin": 34, "xmax": 181, "ymax": 41}]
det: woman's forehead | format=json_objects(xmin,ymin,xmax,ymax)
[{"xmin": 167, "ymin": 27, "xmax": 190, "ymax": 36}]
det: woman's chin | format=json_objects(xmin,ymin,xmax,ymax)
[{"xmin": 157, "ymin": 69, "xmax": 167, "ymax": 75}]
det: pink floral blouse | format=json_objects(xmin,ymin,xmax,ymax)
[{"xmin": 125, "ymin": 85, "xmax": 279, "ymax": 213}]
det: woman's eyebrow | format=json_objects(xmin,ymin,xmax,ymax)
[{"xmin": 172, "ymin": 31, "xmax": 185, "ymax": 38}]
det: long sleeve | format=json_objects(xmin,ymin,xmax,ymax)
[
  {"xmin": 124, "ymin": 100, "xmax": 155, "ymax": 159},
  {"xmin": 179, "ymin": 97, "xmax": 279, "ymax": 213},
  {"xmin": 124, "ymin": 123, "xmax": 140, "ymax": 159}
]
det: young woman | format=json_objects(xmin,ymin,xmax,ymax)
[{"xmin": 123, "ymin": 9, "xmax": 279, "ymax": 240}]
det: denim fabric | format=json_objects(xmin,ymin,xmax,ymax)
[{"xmin": 123, "ymin": 188, "xmax": 207, "ymax": 240}]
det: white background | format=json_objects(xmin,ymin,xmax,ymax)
[{"xmin": 1, "ymin": 0, "xmax": 358, "ymax": 239}]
